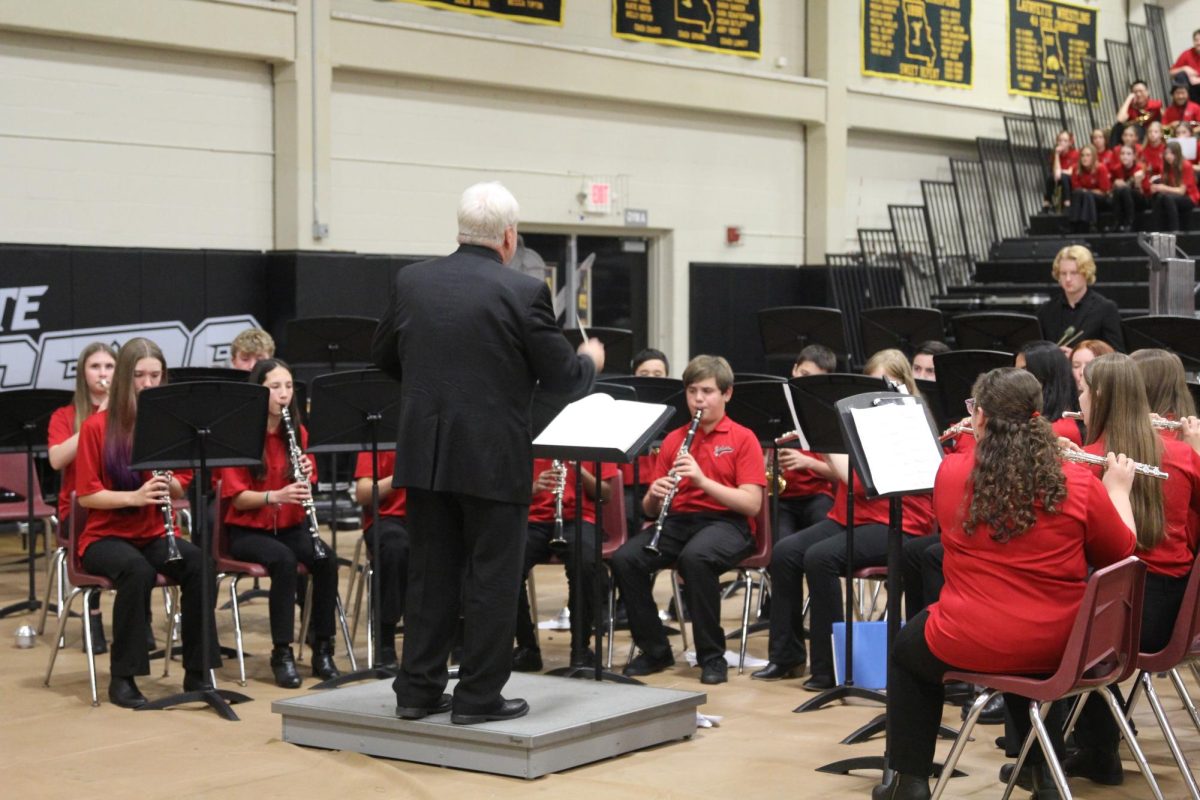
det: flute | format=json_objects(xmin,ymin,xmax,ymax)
[
  {"xmin": 1059, "ymin": 448, "xmax": 1169, "ymax": 480},
  {"xmin": 939, "ymin": 422, "xmax": 974, "ymax": 443},
  {"xmin": 1063, "ymin": 410, "xmax": 1184, "ymax": 431},
  {"xmin": 152, "ymin": 470, "xmax": 183, "ymax": 562},
  {"xmin": 645, "ymin": 409, "xmax": 704, "ymax": 556}
]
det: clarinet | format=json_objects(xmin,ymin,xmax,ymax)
[
  {"xmin": 153, "ymin": 470, "xmax": 183, "ymax": 562},
  {"xmin": 548, "ymin": 459, "xmax": 569, "ymax": 551},
  {"xmin": 645, "ymin": 409, "xmax": 704, "ymax": 556},
  {"xmin": 279, "ymin": 407, "xmax": 328, "ymax": 560}
]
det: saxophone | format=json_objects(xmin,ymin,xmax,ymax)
[{"xmin": 279, "ymin": 407, "xmax": 328, "ymax": 560}]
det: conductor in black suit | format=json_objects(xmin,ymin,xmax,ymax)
[{"xmin": 371, "ymin": 181, "xmax": 604, "ymax": 724}]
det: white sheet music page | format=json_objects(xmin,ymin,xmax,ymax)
[
  {"xmin": 534, "ymin": 393, "xmax": 669, "ymax": 455},
  {"xmin": 849, "ymin": 401, "xmax": 941, "ymax": 495},
  {"xmin": 782, "ymin": 382, "xmax": 811, "ymax": 451}
]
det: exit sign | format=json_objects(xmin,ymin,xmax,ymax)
[{"xmin": 583, "ymin": 181, "xmax": 612, "ymax": 214}]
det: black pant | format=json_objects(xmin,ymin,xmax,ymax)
[
  {"xmin": 82, "ymin": 536, "xmax": 220, "ymax": 677},
  {"xmin": 362, "ymin": 515, "xmax": 409, "ymax": 640},
  {"xmin": 887, "ymin": 610, "xmax": 1060, "ymax": 777},
  {"xmin": 393, "ymin": 488, "xmax": 527, "ymax": 714},
  {"xmin": 610, "ymin": 513, "xmax": 752, "ymax": 666},
  {"xmin": 1044, "ymin": 173, "xmax": 1072, "ymax": 207},
  {"xmin": 776, "ymin": 494, "xmax": 835, "ymax": 540},
  {"xmin": 1069, "ymin": 571, "xmax": 1187, "ymax": 754},
  {"xmin": 1151, "ymin": 192, "xmax": 1195, "ymax": 231},
  {"xmin": 514, "ymin": 520, "xmax": 597, "ymax": 655},
  {"xmin": 1068, "ymin": 189, "xmax": 1111, "ymax": 227},
  {"xmin": 227, "ymin": 523, "xmax": 336, "ymax": 646},
  {"xmin": 902, "ymin": 534, "xmax": 944, "ymax": 621},
  {"xmin": 1111, "ymin": 184, "xmax": 1146, "ymax": 229}
]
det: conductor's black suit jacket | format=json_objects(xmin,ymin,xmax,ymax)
[{"xmin": 371, "ymin": 244, "xmax": 596, "ymax": 505}]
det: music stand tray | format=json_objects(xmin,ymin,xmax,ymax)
[
  {"xmin": 758, "ymin": 306, "xmax": 849, "ymax": 370},
  {"xmin": 1121, "ymin": 315, "xmax": 1200, "ymax": 371},
  {"xmin": 951, "ymin": 312, "xmax": 1043, "ymax": 353},
  {"xmin": 563, "ymin": 327, "xmax": 634, "ymax": 376},
  {"xmin": 130, "ymin": 381, "xmax": 267, "ymax": 721},
  {"xmin": 170, "ymin": 367, "xmax": 248, "ymax": 384},
  {"xmin": 0, "ymin": 389, "xmax": 72, "ymax": 619},
  {"xmin": 859, "ymin": 307, "xmax": 945, "ymax": 360}
]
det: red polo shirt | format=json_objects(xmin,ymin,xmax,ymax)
[
  {"xmin": 1142, "ymin": 141, "xmax": 1166, "ymax": 175},
  {"xmin": 217, "ymin": 425, "xmax": 317, "ymax": 531},
  {"xmin": 779, "ymin": 448, "xmax": 834, "ymax": 500},
  {"xmin": 1173, "ymin": 48, "xmax": 1200, "ymax": 74},
  {"xmin": 925, "ymin": 452, "xmax": 1135, "ymax": 673},
  {"xmin": 1109, "ymin": 158, "xmax": 1143, "ymax": 184},
  {"xmin": 74, "ymin": 411, "xmax": 195, "ymax": 556},
  {"xmin": 650, "ymin": 414, "xmax": 766, "ymax": 526},
  {"xmin": 1072, "ymin": 164, "xmax": 1111, "ymax": 192},
  {"xmin": 618, "ymin": 453, "xmax": 658, "ymax": 489},
  {"xmin": 48, "ymin": 402, "xmax": 99, "ymax": 523},
  {"xmin": 826, "ymin": 471, "xmax": 936, "ymax": 536},
  {"xmin": 1143, "ymin": 159, "xmax": 1199, "ymax": 202},
  {"xmin": 354, "ymin": 450, "xmax": 406, "ymax": 529},
  {"xmin": 1054, "ymin": 148, "xmax": 1079, "ymax": 172},
  {"xmin": 1082, "ymin": 434, "xmax": 1200, "ymax": 577},
  {"xmin": 1164, "ymin": 100, "xmax": 1200, "ymax": 130},
  {"xmin": 528, "ymin": 458, "xmax": 619, "ymax": 525},
  {"xmin": 1128, "ymin": 98, "xmax": 1164, "ymax": 124}
]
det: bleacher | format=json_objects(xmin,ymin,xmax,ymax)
[{"xmin": 828, "ymin": 4, "xmax": 1196, "ymax": 349}]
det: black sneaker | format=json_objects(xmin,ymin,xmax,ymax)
[
  {"xmin": 700, "ymin": 658, "xmax": 728, "ymax": 685},
  {"xmin": 622, "ymin": 649, "xmax": 675, "ymax": 677}
]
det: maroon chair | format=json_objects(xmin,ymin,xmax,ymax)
[
  {"xmin": 43, "ymin": 494, "xmax": 179, "ymax": 706},
  {"xmin": 1117, "ymin": 549, "xmax": 1200, "ymax": 798},
  {"xmin": 0, "ymin": 454, "xmax": 60, "ymax": 634},
  {"xmin": 930, "ymin": 556, "xmax": 1162, "ymax": 800}
]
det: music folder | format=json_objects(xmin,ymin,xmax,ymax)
[{"xmin": 532, "ymin": 393, "xmax": 673, "ymax": 464}]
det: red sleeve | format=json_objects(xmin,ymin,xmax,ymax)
[
  {"xmin": 601, "ymin": 461, "xmax": 620, "ymax": 480},
  {"xmin": 48, "ymin": 404, "xmax": 74, "ymax": 448},
  {"xmin": 74, "ymin": 415, "xmax": 106, "ymax": 498},
  {"xmin": 734, "ymin": 427, "xmax": 768, "ymax": 487},
  {"xmin": 218, "ymin": 466, "xmax": 255, "ymax": 499},
  {"xmin": 1082, "ymin": 476, "xmax": 1137, "ymax": 567},
  {"xmin": 1175, "ymin": 51, "xmax": 1189, "ymax": 68},
  {"xmin": 1185, "ymin": 165, "xmax": 1199, "ymax": 204},
  {"xmin": 354, "ymin": 452, "xmax": 372, "ymax": 480}
]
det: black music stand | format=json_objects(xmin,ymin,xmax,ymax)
[
  {"xmin": 722, "ymin": 380, "xmax": 800, "ymax": 641},
  {"xmin": 735, "ymin": 373, "xmax": 787, "ymax": 384},
  {"xmin": 1122, "ymin": 315, "xmax": 1200, "ymax": 371},
  {"xmin": 859, "ymin": 307, "xmax": 945, "ymax": 360},
  {"xmin": 787, "ymin": 375, "xmax": 892, "ymax": 716},
  {"xmin": 171, "ymin": 367, "xmax": 247, "ymax": 384},
  {"xmin": 130, "ymin": 381, "xmax": 266, "ymax": 721},
  {"xmin": 951, "ymin": 312, "xmax": 1043, "ymax": 353},
  {"xmin": 0, "ymin": 389, "xmax": 72, "ymax": 618},
  {"xmin": 758, "ymin": 306, "xmax": 850, "ymax": 370},
  {"xmin": 815, "ymin": 392, "xmax": 960, "ymax": 779},
  {"xmin": 915, "ymin": 379, "xmax": 953, "ymax": 430},
  {"xmin": 534, "ymin": 392, "xmax": 673, "ymax": 682},
  {"xmin": 933, "ymin": 351, "xmax": 1014, "ymax": 426},
  {"xmin": 562, "ymin": 327, "xmax": 634, "ymax": 376},
  {"xmin": 304, "ymin": 370, "xmax": 400, "ymax": 689}
]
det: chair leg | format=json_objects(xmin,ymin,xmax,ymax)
[
  {"xmin": 606, "ymin": 568, "xmax": 616, "ymax": 670},
  {"xmin": 335, "ymin": 593, "xmax": 357, "ymax": 671},
  {"xmin": 670, "ymin": 570, "xmax": 690, "ymax": 653},
  {"xmin": 528, "ymin": 568, "xmax": 541, "ymax": 650},
  {"xmin": 365, "ymin": 566, "xmax": 375, "ymax": 668},
  {"xmin": 44, "ymin": 586, "xmax": 83, "ymax": 691},
  {"xmin": 160, "ymin": 586, "xmax": 179, "ymax": 678},
  {"xmin": 36, "ymin": 547, "xmax": 65, "ymax": 636},
  {"xmin": 738, "ymin": 569, "xmax": 753, "ymax": 674},
  {"xmin": 1028, "ymin": 700, "xmax": 1072, "ymax": 800},
  {"xmin": 1170, "ymin": 667, "xmax": 1200, "ymax": 735},
  {"xmin": 1000, "ymin": 714, "xmax": 1038, "ymax": 800},
  {"xmin": 297, "ymin": 581, "xmax": 313, "ymax": 663},
  {"xmin": 1134, "ymin": 675, "xmax": 1192, "ymax": 799},
  {"xmin": 226, "ymin": 575, "xmax": 247, "ymax": 687},
  {"xmin": 930, "ymin": 688, "xmax": 995, "ymax": 800},
  {"xmin": 347, "ymin": 536, "xmax": 366, "ymax": 643},
  {"xmin": 1101, "ymin": 683, "xmax": 1166, "ymax": 800}
]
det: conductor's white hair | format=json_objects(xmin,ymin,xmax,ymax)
[{"xmin": 457, "ymin": 182, "xmax": 519, "ymax": 247}]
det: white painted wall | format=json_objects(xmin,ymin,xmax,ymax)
[
  {"xmin": 0, "ymin": 31, "xmax": 274, "ymax": 250},
  {"xmin": 329, "ymin": 70, "xmax": 805, "ymax": 357}
]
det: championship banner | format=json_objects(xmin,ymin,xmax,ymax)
[
  {"xmin": 388, "ymin": 0, "xmax": 563, "ymax": 26},
  {"xmin": 862, "ymin": 0, "xmax": 973, "ymax": 89},
  {"xmin": 1008, "ymin": 0, "xmax": 1097, "ymax": 98},
  {"xmin": 612, "ymin": 0, "xmax": 761, "ymax": 58}
]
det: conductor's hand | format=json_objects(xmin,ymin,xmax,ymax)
[
  {"xmin": 648, "ymin": 475, "xmax": 677, "ymax": 500},
  {"xmin": 534, "ymin": 467, "xmax": 560, "ymax": 493},
  {"xmin": 578, "ymin": 338, "xmax": 605, "ymax": 374},
  {"xmin": 1103, "ymin": 452, "xmax": 1136, "ymax": 494},
  {"xmin": 275, "ymin": 481, "xmax": 313, "ymax": 505},
  {"xmin": 133, "ymin": 473, "xmax": 172, "ymax": 507}
]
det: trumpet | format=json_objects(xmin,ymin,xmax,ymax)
[
  {"xmin": 153, "ymin": 470, "xmax": 183, "ymax": 562},
  {"xmin": 939, "ymin": 422, "xmax": 974, "ymax": 443},
  {"xmin": 645, "ymin": 409, "xmax": 704, "ymax": 556},
  {"xmin": 279, "ymin": 407, "xmax": 328, "ymax": 560},
  {"xmin": 1063, "ymin": 410, "xmax": 1183, "ymax": 431},
  {"xmin": 548, "ymin": 459, "xmax": 568, "ymax": 551},
  {"xmin": 1059, "ymin": 448, "xmax": 1169, "ymax": 480}
]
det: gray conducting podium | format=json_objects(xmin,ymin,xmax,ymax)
[{"xmin": 273, "ymin": 392, "xmax": 708, "ymax": 778}]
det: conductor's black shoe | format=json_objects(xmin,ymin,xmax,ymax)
[
  {"xmin": 1030, "ymin": 763, "xmax": 1065, "ymax": 799},
  {"xmin": 511, "ymin": 646, "xmax": 543, "ymax": 672},
  {"xmin": 108, "ymin": 676, "xmax": 148, "ymax": 709},
  {"xmin": 270, "ymin": 645, "xmax": 302, "ymax": 688},
  {"xmin": 870, "ymin": 772, "xmax": 931, "ymax": 800},
  {"xmin": 396, "ymin": 693, "xmax": 451, "ymax": 720},
  {"xmin": 183, "ymin": 669, "xmax": 214, "ymax": 693},
  {"xmin": 700, "ymin": 658, "xmax": 728, "ymax": 685},
  {"xmin": 311, "ymin": 639, "xmax": 341, "ymax": 680},
  {"xmin": 377, "ymin": 646, "xmax": 399, "ymax": 670},
  {"xmin": 802, "ymin": 674, "xmax": 835, "ymax": 692},
  {"xmin": 451, "ymin": 697, "xmax": 529, "ymax": 725},
  {"xmin": 569, "ymin": 648, "xmax": 596, "ymax": 667},
  {"xmin": 750, "ymin": 662, "xmax": 802, "ymax": 681},
  {"xmin": 84, "ymin": 613, "xmax": 107, "ymax": 655},
  {"xmin": 1062, "ymin": 747, "xmax": 1124, "ymax": 785},
  {"xmin": 622, "ymin": 649, "xmax": 675, "ymax": 677},
  {"xmin": 998, "ymin": 762, "xmax": 1033, "ymax": 791}
]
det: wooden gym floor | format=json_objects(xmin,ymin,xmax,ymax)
[{"xmin": 0, "ymin": 527, "xmax": 1192, "ymax": 799}]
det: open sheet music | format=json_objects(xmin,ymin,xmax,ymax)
[
  {"xmin": 849, "ymin": 400, "xmax": 941, "ymax": 495},
  {"xmin": 533, "ymin": 393, "xmax": 671, "ymax": 461}
]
